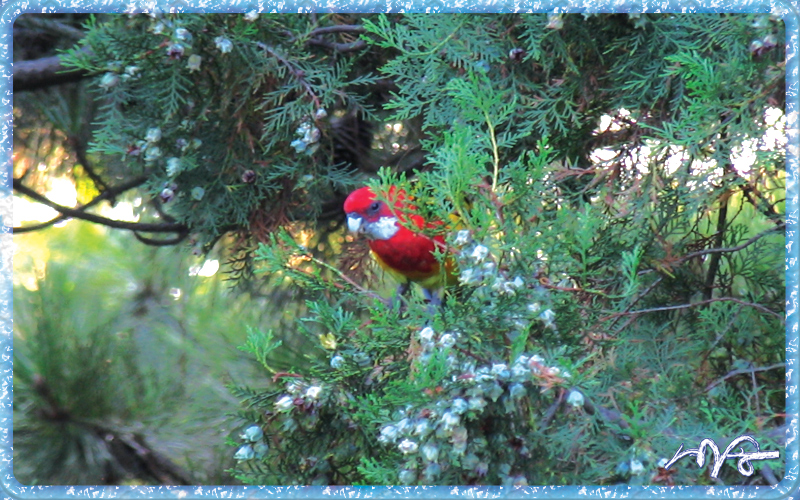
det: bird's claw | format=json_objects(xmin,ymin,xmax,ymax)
[{"xmin": 381, "ymin": 282, "xmax": 409, "ymax": 312}]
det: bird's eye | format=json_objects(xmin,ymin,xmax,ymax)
[{"xmin": 368, "ymin": 201, "xmax": 381, "ymax": 213}]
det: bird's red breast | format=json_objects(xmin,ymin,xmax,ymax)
[{"xmin": 344, "ymin": 186, "xmax": 456, "ymax": 289}]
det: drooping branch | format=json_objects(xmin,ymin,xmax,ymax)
[{"xmin": 13, "ymin": 177, "xmax": 187, "ymax": 235}]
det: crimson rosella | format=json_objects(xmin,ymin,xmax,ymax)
[{"xmin": 343, "ymin": 185, "xmax": 457, "ymax": 305}]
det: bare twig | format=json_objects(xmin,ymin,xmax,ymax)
[
  {"xmin": 69, "ymin": 137, "xmax": 109, "ymax": 192},
  {"xmin": 699, "ymin": 308, "xmax": 742, "ymax": 367},
  {"xmin": 453, "ymin": 346, "xmax": 490, "ymax": 365},
  {"xmin": 308, "ymin": 24, "xmax": 366, "ymax": 36},
  {"xmin": 257, "ymin": 43, "xmax": 321, "ymax": 108},
  {"xmin": 679, "ymin": 223, "xmax": 785, "ymax": 263},
  {"xmin": 752, "ymin": 367, "xmax": 761, "ymax": 415},
  {"xmin": 281, "ymin": 24, "xmax": 369, "ymax": 53},
  {"xmin": 11, "ymin": 217, "xmax": 65, "ymax": 233},
  {"xmin": 615, "ymin": 224, "xmax": 783, "ymax": 332},
  {"xmin": 13, "ymin": 178, "xmax": 186, "ymax": 234},
  {"xmin": 607, "ymin": 276, "xmax": 664, "ymax": 334},
  {"xmin": 579, "ymin": 390, "xmax": 630, "ymax": 431},
  {"xmin": 540, "ymin": 389, "xmax": 566, "ymax": 430},
  {"xmin": 301, "ymin": 252, "xmax": 385, "ymax": 302},
  {"xmin": 14, "ymin": 175, "xmax": 149, "ymax": 233},
  {"xmin": 705, "ymin": 362, "xmax": 785, "ymax": 392},
  {"xmin": 307, "ymin": 38, "xmax": 367, "ymax": 53},
  {"xmin": 133, "ymin": 232, "xmax": 189, "ymax": 246},
  {"xmin": 703, "ymin": 192, "xmax": 729, "ymax": 300},
  {"xmin": 600, "ymin": 297, "xmax": 783, "ymax": 323}
]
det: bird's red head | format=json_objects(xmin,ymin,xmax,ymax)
[
  {"xmin": 344, "ymin": 185, "xmax": 419, "ymax": 240},
  {"xmin": 343, "ymin": 186, "xmax": 401, "ymax": 222}
]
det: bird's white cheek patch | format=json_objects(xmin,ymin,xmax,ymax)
[{"xmin": 365, "ymin": 216, "xmax": 400, "ymax": 240}]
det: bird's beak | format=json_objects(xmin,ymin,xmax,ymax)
[{"xmin": 347, "ymin": 213, "xmax": 364, "ymax": 233}]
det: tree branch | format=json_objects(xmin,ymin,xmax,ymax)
[
  {"xmin": 308, "ymin": 25, "xmax": 366, "ymax": 36},
  {"xmin": 69, "ymin": 136, "xmax": 110, "ymax": 192},
  {"xmin": 15, "ymin": 16, "xmax": 85, "ymax": 40},
  {"xmin": 307, "ymin": 38, "xmax": 367, "ymax": 53},
  {"xmin": 703, "ymin": 192, "xmax": 729, "ymax": 300},
  {"xmin": 679, "ymin": 222, "xmax": 785, "ymax": 263},
  {"xmin": 600, "ymin": 297, "xmax": 783, "ymax": 323},
  {"xmin": 705, "ymin": 362, "xmax": 785, "ymax": 392},
  {"xmin": 257, "ymin": 43, "xmax": 321, "ymax": 108},
  {"xmin": 606, "ymin": 276, "xmax": 664, "ymax": 334},
  {"xmin": 14, "ymin": 52, "xmax": 89, "ymax": 92},
  {"xmin": 281, "ymin": 24, "xmax": 369, "ymax": 53},
  {"xmin": 14, "ymin": 175, "xmax": 150, "ymax": 233},
  {"xmin": 13, "ymin": 177, "xmax": 187, "ymax": 234},
  {"xmin": 133, "ymin": 231, "xmax": 189, "ymax": 246},
  {"xmin": 578, "ymin": 389, "xmax": 630, "ymax": 430},
  {"xmin": 540, "ymin": 389, "xmax": 566, "ymax": 430}
]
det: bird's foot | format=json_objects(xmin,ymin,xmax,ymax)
[
  {"xmin": 388, "ymin": 282, "xmax": 411, "ymax": 312},
  {"xmin": 422, "ymin": 288, "xmax": 442, "ymax": 306},
  {"xmin": 422, "ymin": 288, "xmax": 443, "ymax": 316}
]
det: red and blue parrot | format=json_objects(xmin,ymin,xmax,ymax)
[{"xmin": 344, "ymin": 185, "xmax": 457, "ymax": 305}]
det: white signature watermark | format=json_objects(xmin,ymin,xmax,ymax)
[{"xmin": 664, "ymin": 435, "xmax": 779, "ymax": 478}]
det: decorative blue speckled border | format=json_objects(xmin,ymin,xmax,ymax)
[{"xmin": 1, "ymin": 1, "xmax": 797, "ymax": 498}]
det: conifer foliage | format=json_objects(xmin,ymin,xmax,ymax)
[{"xmin": 21, "ymin": 13, "xmax": 787, "ymax": 485}]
